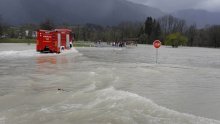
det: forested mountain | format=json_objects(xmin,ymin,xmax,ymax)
[
  {"xmin": 173, "ymin": 9, "xmax": 220, "ymax": 28},
  {"xmin": 0, "ymin": 0, "xmax": 164, "ymax": 25}
]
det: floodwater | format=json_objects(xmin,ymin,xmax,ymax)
[{"xmin": 0, "ymin": 43, "xmax": 220, "ymax": 124}]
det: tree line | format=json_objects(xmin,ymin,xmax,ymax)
[{"xmin": 1, "ymin": 15, "xmax": 220, "ymax": 48}]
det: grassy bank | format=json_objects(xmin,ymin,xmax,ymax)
[
  {"xmin": 0, "ymin": 38, "xmax": 35, "ymax": 43},
  {"xmin": 0, "ymin": 39, "xmax": 94, "ymax": 47},
  {"xmin": 73, "ymin": 41, "xmax": 94, "ymax": 47}
]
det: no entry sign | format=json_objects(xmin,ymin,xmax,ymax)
[
  {"xmin": 153, "ymin": 40, "xmax": 161, "ymax": 48},
  {"xmin": 153, "ymin": 40, "xmax": 161, "ymax": 64}
]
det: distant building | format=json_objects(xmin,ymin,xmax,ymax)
[
  {"xmin": 32, "ymin": 31, "xmax": 37, "ymax": 38},
  {"xmin": 25, "ymin": 30, "xmax": 29, "ymax": 37},
  {"xmin": 123, "ymin": 38, "xmax": 139, "ymax": 46},
  {"xmin": 0, "ymin": 34, "xmax": 8, "ymax": 39}
]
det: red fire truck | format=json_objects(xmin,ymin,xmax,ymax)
[{"xmin": 36, "ymin": 29, "xmax": 73, "ymax": 53}]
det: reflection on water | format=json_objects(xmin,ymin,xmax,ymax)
[
  {"xmin": 35, "ymin": 54, "xmax": 73, "ymax": 75},
  {"xmin": 36, "ymin": 54, "xmax": 70, "ymax": 65},
  {"xmin": 37, "ymin": 56, "xmax": 58, "ymax": 64}
]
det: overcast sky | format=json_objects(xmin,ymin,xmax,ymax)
[{"xmin": 127, "ymin": 0, "xmax": 220, "ymax": 12}]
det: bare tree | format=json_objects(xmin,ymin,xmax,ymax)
[
  {"xmin": 0, "ymin": 15, "xmax": 3, "ymax": 36},
  {"xmin": 208, "ymin": 25, "xmax": 220, "ymax": 48},
  {"xmin": 40, "ymin": 19, "xmax": 55, "ymax": 30},
  {"xmin": 186, "ymin": 24, "xmax": 197, "ymax": 46},
  {"xmin": 158, "ymin": 15, "xmax": 186, "ymax": 35}
]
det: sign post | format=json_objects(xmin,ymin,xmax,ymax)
[{"xmin": 153, "ymin": 40, "xmax": 161, "ymax": 64}]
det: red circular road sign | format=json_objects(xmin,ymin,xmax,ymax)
[{"xmin": 153, "ymin": 40, "xmax": 161, "ymax": 48}]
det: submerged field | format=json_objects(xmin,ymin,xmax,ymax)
[{"xmin": 0, "ymin": 43, "xmax": 220, "ymax": 124}]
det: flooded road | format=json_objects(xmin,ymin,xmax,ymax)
[{"xmin": 0, "ymin": 43, "xmax": 220, "ymax": 124}]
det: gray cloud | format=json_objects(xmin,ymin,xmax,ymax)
[{"xmin": 127, "ymin": 0, "xmax": 220, "ymax": 12}]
